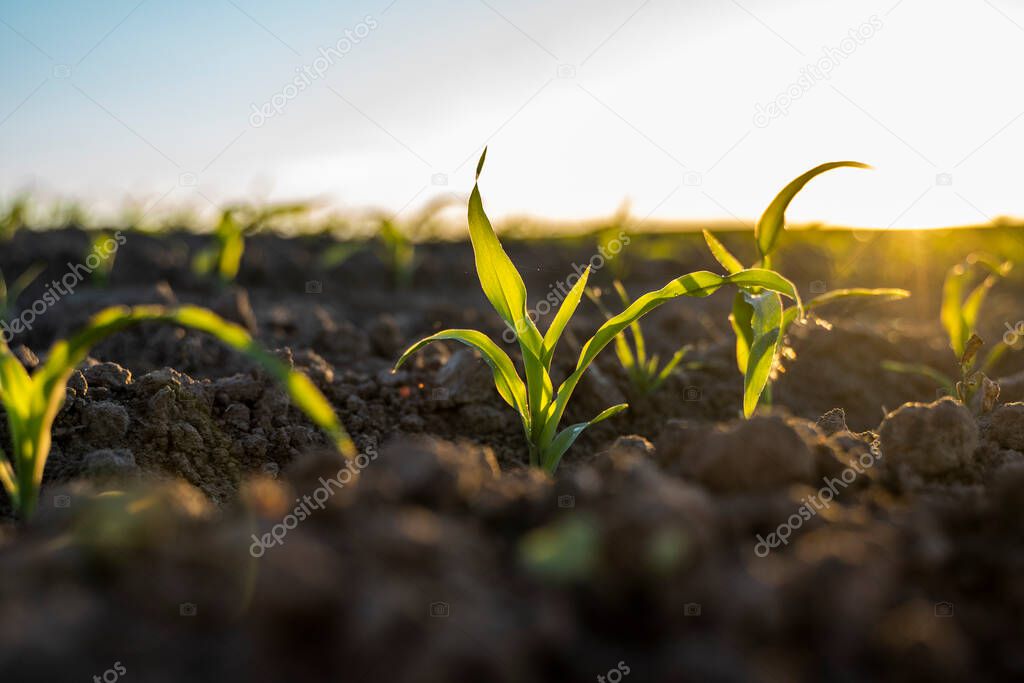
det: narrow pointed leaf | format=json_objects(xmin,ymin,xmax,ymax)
[
  {"xmin": 742, "ymin": 291, "xmax": 783, "ymax": 417},
  {"xmin": 467, "ymin": 151, "xmax": 543, "ymax": 355},
  {"xmin": 781, "ymin": 287, "xmax": 910, "ymax": 333},
  {"xmin": 940, "ymin": 263, "xmax": 970, "ymax": 358},
  {"xmin": 541, "ymin": 268, "xmax": 800, "ymax": 446},
  {"xmin": 702, "ymin": 230, "xmax": 745, "ymax": 274},
  {"xmin": 541, "ymin": 403, "xmax": 627, "ymax": 472},
  {"xmin": 881, "ymin": 360, "xmax": 955, "ymax": 394},
  {"xmin": 395, "ymin": 328, "xmax": 528, "ymax": 422},
  {"xmin": 756, "ymin": 161, "xmax": 870, "ymax": 259},
  {"xmin": 542, "ymin": 266, "xmax": 590, "ymax": 367},
  {"xmin": 651, "ymin": 344, "xmax": 691, "ymax": 393},
  {"xmin": 731, "ymin": 292, "xmax": 754, "ymax": 374}
]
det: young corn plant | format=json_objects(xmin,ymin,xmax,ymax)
[
  {"xmin": 88, "ymin": 231, "xmax": 118, "ymax": 286},
  {"xmin": 394, "ymin": 150, "xmax": 801, "ymax": 472},
  {"xmin": 193, "ymin": 202, "xmax": 311, "ymax": 284},
  {"xmin": 585, "ymin": 281, "xmax": 694, "ymax": 395},
  {"xmin": 321, "ymin": 197, "xmax": 454, "ymax": 288},
  {"xmin": 0, "ymin": 305, "xmax": 352, "ymax": 519},
  {"xmin": 377, "ymin": 217, "xmax": 416, "ymax": 289},
  {"xmin": 883, "ymin": 254, "xmax": 1012, "ymax": 408},
  {"xmin": 0, "ymin": 264, "xmax": 44, "ymax": 323},
  {"xmin": 702, "ymin": 162, "xmax": 909, "ymax": 417}
]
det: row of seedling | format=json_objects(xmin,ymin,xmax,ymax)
[{"xmin": 0, "ymin": 152, "xmax": 1011, "ymax": 524}]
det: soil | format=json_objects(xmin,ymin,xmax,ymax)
[{"xmin": 1, "ymin": 226, "xmax": 1024, "ymax": 682}]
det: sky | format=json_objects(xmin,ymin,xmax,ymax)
[{"xmin": 1, "ymin": 0, "xmax": 1023, "ymax": 230}]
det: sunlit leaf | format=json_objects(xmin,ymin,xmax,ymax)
[
  {"xmin": 541, "ymin": 403, "xmax": 627, "ymax": 472},
  {"xmin": 780, "ymin": 287, "xmax": 910, "ymax": 333},
  {"xmin": 540, "ymin": 268, "xmax": 800, "ymax": 448},
  {"xmin": 702, "ymin": 230, "xmax": 745, "ymax": 274},
  {"xmin": 395, "ymin": 328, "xmax": 528, "ymax": 427},
  {"xmin": 0, "ymin": 305, "xmax": 353, "ymax": 518},
  {"xmin": 542, "ymin": 266, "xmax": 590, "ymax": 368},
  {"xmin": 756, "ymin": 161, "xmax": 870, "ymax": 260},
  {"xmin": 467, "ymin": 150, "xmax": 543, "ymax": 355},
  {"xmin": 881, "ymin": 360, "xmax": 954, "ymax": 395},
  {"xmin": 742, "ymin": 291, "xmax": 783, "ymax": 417}
]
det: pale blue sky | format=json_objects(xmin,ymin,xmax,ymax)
[{"xmin": 2, "ymin": 0, "xmax": 1024, "ymax": 229}]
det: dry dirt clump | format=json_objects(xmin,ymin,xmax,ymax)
[
  {"xmin": 879, "ymin": 397, "xmax": 978, "ymax": 482},
  {"xmin": 655, "ymin": 415, "xmax": 817, "ymax": 493}
]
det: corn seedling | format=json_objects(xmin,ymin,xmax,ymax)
[
  {"xmin": 0, "ymin": 305, "xmax": 352, "ymax": 519},
  {"xmin": 0, "ymin": 264, "xmax": 44, "ymax": 323},
  {"xmin": 702, "ymin": 162, "xmax": 909, "ymax": 417},
  {"xmin": 193, "ymin": 202, "xmax": 311, "ymax": 284},
  {"xmin": 377, "ymin": 217, "xmax": 415, "ymax": 288},
  {"xmin": 883, "ymin": 254, "xmax": 1012, "ymax": 406},
  {"xmin": 395, "ymin": 150, "xmax": 800, "ymax": 472},
  {"xmin": 321, "ymin": 197, "xmax": 455, "ymax": 287},
  {"xmin": 88, "ymin": 231, "xmax": 118, "ymax": 286},
  {"xmin": 586, "ymin": 281, "xmax": 694, "ymax": 395}
]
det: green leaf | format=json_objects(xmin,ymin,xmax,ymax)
[
  {"xmin": 756, "ymin": 161, "xmax": 870, "ymax": 260},
  {"xmin": 540, "ymin": 268, "xmax": 800, "ymax": 447},
  {"xmin": 321, "ymin": 242, "xmax": 367, "ymax": 269},
  {"xmin": 3, "ymin": 304, "xmax": 353, "ymax": 519},
  {"xmin": 217, "ymin": 231, "xmax": 245, "ymax": 282},
  {"xmin": 781, "ymin": 287, "xmax": 910, "ymax": 333},
  {"xmin": 650, "ymin": 344, "xmax": 692, "ymax": 393},
  {"xmin": 467, "ymin": 151, "xmax": 544, "ymax": 355},
  {"xmin": 881, "ymin": 360, "xmax": 954, "ymax": 395},
  {"xmin": 742, "ymin": 291, "xmax": 783, "ymax": 417},
  {"xmin": 520, "ymin": 515, "xmax": 599, "ymax": 582},
  {"xmin": 542, "ymin": 266, "xmax": 590, "ymax": 368},
  {"xmin": 940, "ymin": 262, "xmax": 970, "ymax": 359},
  {"xmin": 962, "ymin": 275, "xmax": 998, "ymax": 332},
  {"xmin": 702, "ymin": 230, "xmax": 745, "ymax": 274},
  {"xmin": 980, "ymin": 339, "xmax": 1011, "ymax": 375},
  {"xmin": 394, "ymin": 328, "xmax": 529, "ymax": 428},
  {"xmin": 540, "ymin": 403, "xmax": 627, "ymax": 472},
  {"xmin": 614, "ymin": 281, "xmax": 646, "ymax": 366},
  {"xmin": 940, "ymin": 257, "xmax": 1007, "ymax": 361},
  {"xmin": 730, "ymin": 291, "xmax": 754, "ymax": 375}
]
